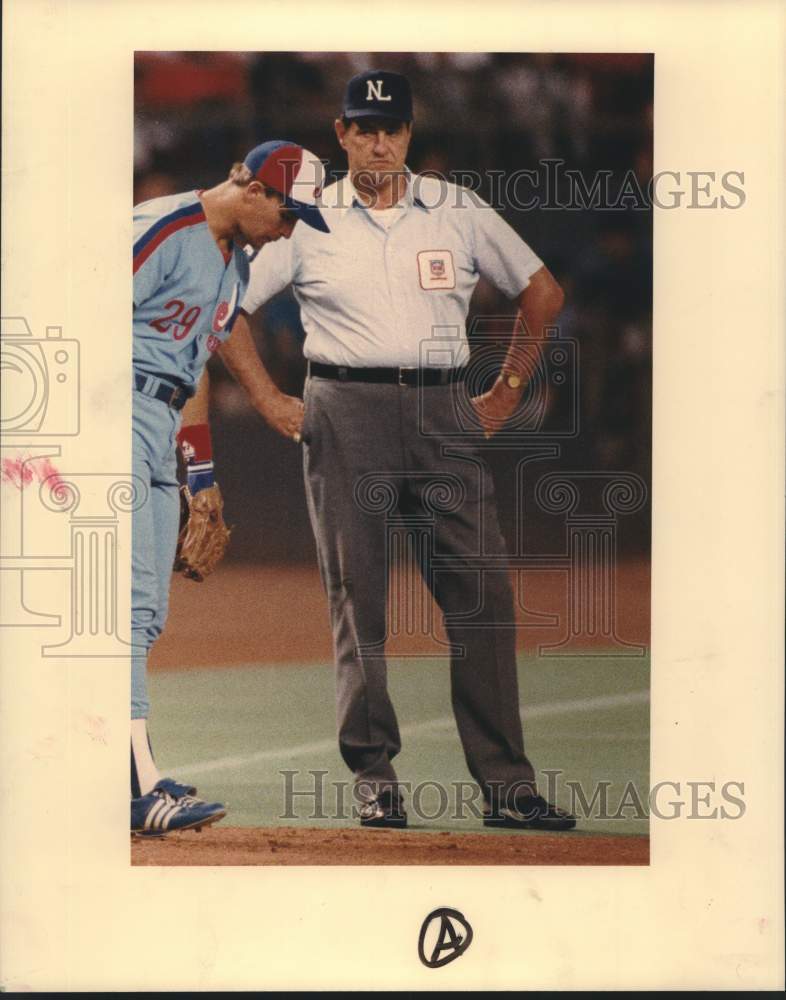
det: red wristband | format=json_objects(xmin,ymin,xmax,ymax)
[{"xmin": 177, "ymin": 423, "xmax": 213, "ymax": 465}]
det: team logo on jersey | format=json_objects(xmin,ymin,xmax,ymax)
[
  {"xmin": 417, "ymin": 250, "xmax": 456, "ymax": 290},
  {"xmin": 212, "ymin": 282, "xmax": 239, "ymax": 333}
]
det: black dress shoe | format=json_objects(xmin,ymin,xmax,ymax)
[
  {"xmin": 483, "ymin": 794, "xmax": 576, "ymax": 831},
  {"xmin": 359, "ymin": 791, "xmax": 408, "ymax": 829}
]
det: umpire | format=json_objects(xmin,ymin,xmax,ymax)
[{"xmin": 239, "ymin": 70, "xmax": 574, "ymax": 830}]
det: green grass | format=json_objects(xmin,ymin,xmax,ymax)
[{"xmin": 148, "ymin": 653, "xmax": 649, "ymax": 836}]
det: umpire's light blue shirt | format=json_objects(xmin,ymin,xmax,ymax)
[{"xmin": 242, "ymin": 172, "xmax": 543, "ymax": 368}]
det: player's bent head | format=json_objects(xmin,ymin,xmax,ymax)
[
  {"xmin": 228, "ymin": 163, "xmax": 285, "ymax": 206},
  {"xmin": 237, "ymin": 140, "xmax": 329, "ymax": 235},
  {"xmin": 228, "ymin": 162, "xmax": 260, "ymax": 187},
  {"xmin": 232, "ymin": 180, "xmax": 299, "ymax": 249}
]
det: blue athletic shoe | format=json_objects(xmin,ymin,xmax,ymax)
[{"xmin": 131, "ymin": 778, "xmax": 226, "ymax": 837}]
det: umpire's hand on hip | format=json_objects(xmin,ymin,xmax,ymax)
[
  {"xmin": 471, "ymin": 374, "xmax": 525, "ymax": 439},
  {"xmin": 257, "ymin": 390, "xmax": 305, "ymax": 444}
]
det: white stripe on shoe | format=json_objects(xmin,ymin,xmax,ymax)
[
  {"xmin": 144, "ymin": 797, "xmax": 171, "ymax": 831},
  {"xmin": 158, "ymin": 803, "xmax": 182, "ymax": 830}
]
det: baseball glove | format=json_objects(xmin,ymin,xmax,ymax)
[{"xmin": 173, "ymin": 483, "xmax": 231, "ymax": 582}]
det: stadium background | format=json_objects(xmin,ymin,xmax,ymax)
[{"xmin": 133, "ymin": 52, "xmax": 652, "ymax": 864}]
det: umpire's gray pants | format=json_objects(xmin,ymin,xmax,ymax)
[{"xmin": 302, "ymin": 375, "xmax": 537, "ymax": 805}]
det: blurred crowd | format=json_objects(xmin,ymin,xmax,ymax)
[{"xmin": 135, "ymin": 52, "xmax": 652, "ymax": 554}]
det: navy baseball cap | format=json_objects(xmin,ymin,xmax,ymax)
[
  {"xmin": 342, "ymin": 70, "xmax": 413, "ymax": 122},
  {"xmin": 243, "ymin": 140, "xmax": 329, "ymax": 233}
]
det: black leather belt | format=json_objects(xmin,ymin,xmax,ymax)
[
  {"xmin": 308, "ymin": 362, "xmax": 465, "ymax": 387},
  {"xmin": 134, "ymin": 372, "xmax": 192, "ymax": 410}
]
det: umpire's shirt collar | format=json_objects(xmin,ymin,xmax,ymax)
[
  {"xmin": 328, "ymin": 168, "xmax": 430, "ymax": 219},
  {"xmin": 241, "ymin": 163, "xmax": 545, "ymax": 370}
]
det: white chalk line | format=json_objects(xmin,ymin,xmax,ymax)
[{"xmin": 170, "ymin": 688, "xmax": 649, "ymax": 779}]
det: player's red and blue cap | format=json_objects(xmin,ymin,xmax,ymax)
[{"xmin": 243, "ymin": 140, "xmax": 329, "ymax": 233}]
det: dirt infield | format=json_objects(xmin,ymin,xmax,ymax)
[
  {"xmin": 142, "ymin": 561, "xmax": 650, "ymax": 867},
  {"xmin": 152, "ymin": 560, "xmax": 650, "ymax": 670},
  {"xmin": 132, "ymin": 826, "xmax": 649, "ymax": 866}
]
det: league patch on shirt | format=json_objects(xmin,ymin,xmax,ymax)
[{"xmin": 417, "ymin": 250, "xmax": 456, "ymax": 291}]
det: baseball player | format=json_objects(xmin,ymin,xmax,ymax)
[
  {"xmin": 131, "ymin": 140, "xmax": 328, "ymax": 836},
  {"xmin": 237, "ymin": 71, "xmax": 576, "ymax": 830}
]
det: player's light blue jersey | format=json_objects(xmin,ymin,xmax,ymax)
[{"xmin": 133, "ymin": 191, "xmax": 250, "ymax": 390}]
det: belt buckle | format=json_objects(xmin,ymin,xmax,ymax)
[{"xmin": 398, "ymin": 367, "xmax": 417, "ymax": 387}]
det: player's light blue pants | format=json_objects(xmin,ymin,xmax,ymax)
[{"xmin": 131, "ymin": 389, "xmax": 181, "ymax": 719}]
